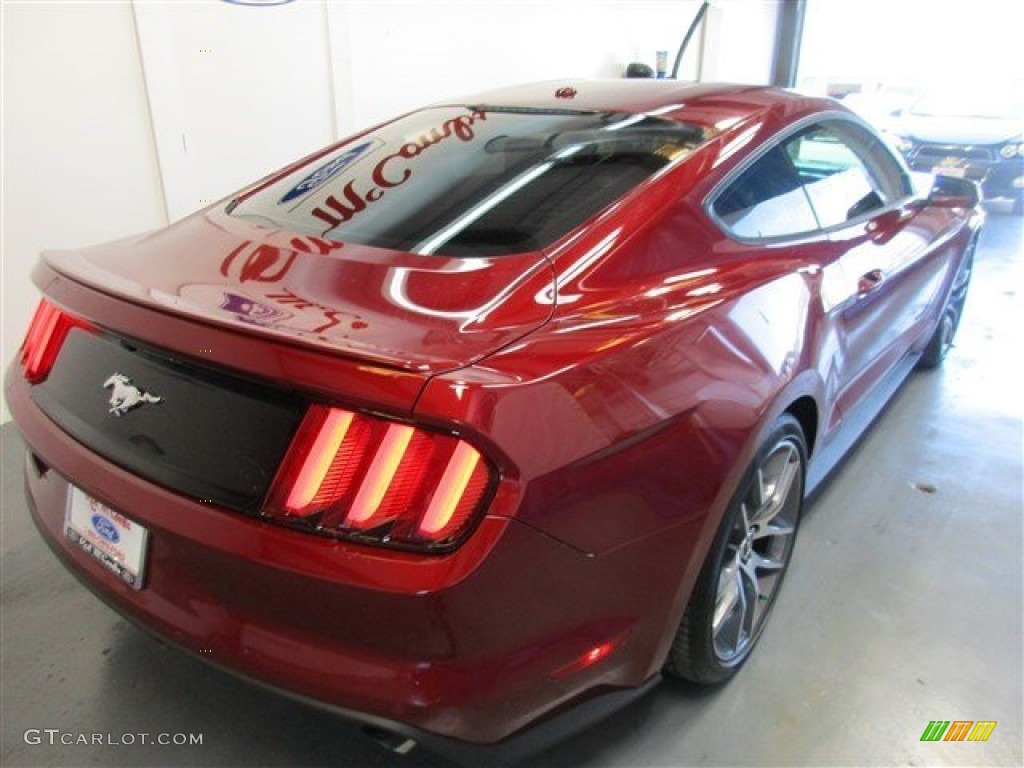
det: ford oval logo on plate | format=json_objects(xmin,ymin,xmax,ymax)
[{"xmin": 91, "ymin": 514, "xmax": 120, "ymax": 544}]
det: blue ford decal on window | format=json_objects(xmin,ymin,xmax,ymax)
[
  {"xmin": 91, "ymin": 514, "xmax": 120, "ymax": 544},
  {"xmin": 279, "ymin": 140, "xmax": 380, "ymax": 204}
]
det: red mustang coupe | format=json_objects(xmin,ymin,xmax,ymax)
[{"xmin": 6, "ymin": 80, "xmax": 979, "ymax": 761}]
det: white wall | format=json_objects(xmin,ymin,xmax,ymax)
[
  {"xmin": 133, "ymin": 1, "xmax": 336, "ymax": 221},
  {"xmin": 1, "ymin": 0, "xmax": 779, "ymax": 423},
  {"xmin": 1, "ymin": 2, "xmax": 167, "ymax": 422},
  {"xmin": 328, "ymin": 0, "xmax": 693, "ymax": 133},
  {"xmin": 702, "ymin": 0, "xmax": 778, "ymax": 84},
  {"xmin": 799, "ymin": 0, "xmax": 1024, "ymax": 91},
  {"xmin": 328, "ymin": 0, "xmax": 777, "ymax": 135}
]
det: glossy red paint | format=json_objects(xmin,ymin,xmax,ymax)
[
  {"xmin": 6, "ymin": 80, "xmax": 980, "ymax": 754},
  {"xmin": 43, "ymin": 211, "xmax": 555, "ymax": 377}
]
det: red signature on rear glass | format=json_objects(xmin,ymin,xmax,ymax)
[{"xmin": 309, "ymin": 109, "xmax": 488, "ymax": 232}]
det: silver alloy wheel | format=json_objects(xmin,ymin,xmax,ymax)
[
  {"xmin": 712, "ymin": 438, "xmax": 802, "ymax": 663},
  {"xmin": 937, "ymin": 312, "xmax": 956, "ymax": 358},
  {"xmin": 940, "ymin": 251, "xmax": 973, "ymax": 358},
  {"xmin": 919, "ymin": 240, "xmax": 975, "ymax": 370}
]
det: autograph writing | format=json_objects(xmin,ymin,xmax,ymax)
[{"xmin": 310, "ymin": 109, "xmax": 488, "ymax": 231}]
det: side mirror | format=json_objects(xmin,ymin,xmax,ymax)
[{"xmin": 929, "ymin": 174, "xmax": 980, "ymax": 209}]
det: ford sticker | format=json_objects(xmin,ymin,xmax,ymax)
[{"xmin": 279, "ymin": 140, "xmax": 381, "ymax": 204}]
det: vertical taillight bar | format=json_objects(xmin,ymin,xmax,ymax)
[
  {"xmin": 347, "ymin": 423, "xmax": 416, "ymax": 526},
  {"xmin": 285, "ymin": 409, "xmax": 354, "ymax": 512},
  {"xmin": 265, "ymin": 406, "xmax": 496, "ymax": 550},
  {"xmin": 20, "ymin": 299, "xmax": 94, "ymax": 383},
  {"xmin": 418, "ymin": 442, "xmax": 483, "ymax": 536}
]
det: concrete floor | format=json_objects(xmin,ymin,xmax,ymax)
[{"xmin": 1, "ymin": 213, "xmax": 1021, "ymax": 768}]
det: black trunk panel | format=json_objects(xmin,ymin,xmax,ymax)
[{"xmin": 31, "ymin": 328, "xmax": 304, "ymax": 513}]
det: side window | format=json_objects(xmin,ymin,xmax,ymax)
[
  {"xmin": 711, "ymin": 145, "xmax": 819, "ymax": 239},
  {"xmin": 785, "ymin": 121, "xmax": 911, "ymax": 228}
]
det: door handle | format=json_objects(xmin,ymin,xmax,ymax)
[
  {"xmin": 857, "ymin": 269, "xmax": 885, "ymax": 295},
  {"xmin": 866, "ymin": 208, "xmax": 910, "ymax": 243}
]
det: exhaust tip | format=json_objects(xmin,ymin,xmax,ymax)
[{"xmin": 362, "ymin": 726, "xmax": 418, "ymax": 756}]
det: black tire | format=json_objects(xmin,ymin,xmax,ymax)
[
  {"xmin": 918, "ymin": 238, "xmax": 975, "ymax": 369},
  {"xmin": 665, "ymin": 414, "xmax": 806, "ymax": 685}
]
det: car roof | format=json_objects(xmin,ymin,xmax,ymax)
[{"xmin": 437, "ymin": 79, "xmax": 817, "ymax": 129}]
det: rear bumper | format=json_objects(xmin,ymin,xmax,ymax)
[
  {"xmin": 25, "ymin": 486, "xmax": 658, "ymax": 766},
  {"xmin": 6, "ymin": 366, "xmax": 667, "ymax": 753}
]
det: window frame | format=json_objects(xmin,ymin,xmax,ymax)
[{"xmin": 705, "ymin": 112, "xmax": 916, "ymax": 246}]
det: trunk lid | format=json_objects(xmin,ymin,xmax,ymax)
[{"xmin": 43, "ymin": 208, "xmax": 555, "ymax": 375}]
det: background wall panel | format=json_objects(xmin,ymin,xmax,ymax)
[
  {"xmin": 1, "ymin": 2, "xmax": 166, "ymax": 422},
  {"xmin": 132, "ymin": 0, "xmax": 336, "ymax": 222}
]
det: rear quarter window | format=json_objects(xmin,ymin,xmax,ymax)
[
  {"xmin": 785, "ymin": 121, "xmax": 909, "ymax": 228},
  {"xmin": 711, "ymin": 145, "xmax": 819, "ymax": 239},
  {"xmin": 711, "ymin": 116, "xmax": 912, "ymax": 241}
]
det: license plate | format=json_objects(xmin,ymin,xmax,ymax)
[
  {"xmin": 65, "ymin": 486, "xmax": 149, "ymax": 590},
  {"xmin": 934, "ymin": 163, "xmax": 966, "ymax": 178}
]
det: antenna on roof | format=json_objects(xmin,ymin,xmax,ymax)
[{"xmin": 670, "ymin": 0, "xmax": 711, "ymax": 79}]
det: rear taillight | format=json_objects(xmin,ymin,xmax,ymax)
[
  {"xmin": 20, "ymin": 299, "xmax": 94, "ymax": 383},
  {"xmin": 265, "ymin": 405, "xmax": 496, "ymax": 551}
]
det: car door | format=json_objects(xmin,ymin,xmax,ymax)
[{"xmin": 784, "ymin": 119, "xmax": 950, "ymax": 420}]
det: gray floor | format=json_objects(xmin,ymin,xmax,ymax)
[{"xmin": 2, "ymin": 213, "xmax": 1021, "ymax": 768}]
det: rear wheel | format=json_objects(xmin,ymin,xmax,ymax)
[
  {"xmin": 665, "ymin": 414, "xmax": 806, "ymax": 684},
  {"xmin": 919, "ymin": 238, "xmax": 975, "ymax": 369}
]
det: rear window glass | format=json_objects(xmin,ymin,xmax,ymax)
[{"xmin": 230, "ymin": 107, "xmax": 712, "ymax": 257}]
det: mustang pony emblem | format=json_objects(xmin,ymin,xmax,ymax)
[{"xmin": 103, "ymin": 373, "xmax": 163, "ymax": 416}]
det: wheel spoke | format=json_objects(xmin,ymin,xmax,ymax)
[
  {"xmin": 737, "ymin": 560, "xmax": 759, "ymax": 637},
  {"xmin": 952, "ymin": 259, "xmax": 972, "ymax": 295},
  {"xmin": 739, "ymin": 502, "xmax": 752, "ymax": 531},
  {"xmin": 714, "ymin": 564, "xmax": 747, "ymax": 657},
  {"xmin": 752, "ymin": 522, "xmax": 795, "ymax": 541},
  {"xmin": 770, "ymin": 451, "xmax": 799, "ymax": 509},
  {"xmin": 753, "ymin": 467, "xmax": 768, "ymax": 509},
  {"xmin": 747, "ymin": 550, "xmax": 785, "ymax": 572},
  {"xmin": 751, "ymin": 446, "xmax": 799, "ymax": 526},
  {"xmin": 713, "ymin": 558, "xmax": 740, "ymax": 631}
]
